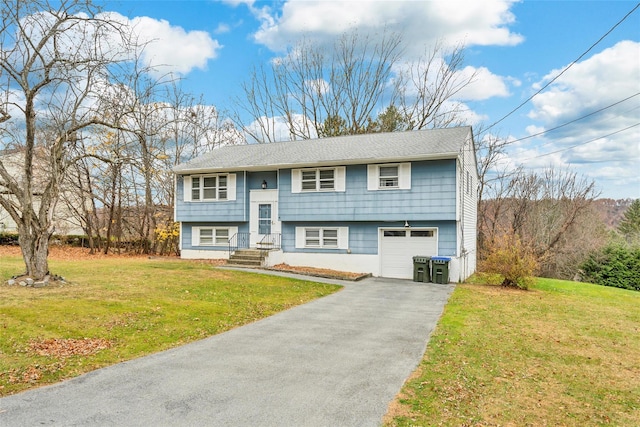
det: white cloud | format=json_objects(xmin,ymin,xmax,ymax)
[
  {"xmin": 99, "ymin": 12, "xmax": 222, "ymax": 76},
  {"xmin": 391, "ymin": 59, "xmax": 511, "ymax": 106},
  {"xmin": 525, "ymin": 125, "xmax": 545, "ymax": 135},
  {"xmin": 447, "ymin": 101, "xmax": 488, "ymax": 125},
  {"xmin": 214, "ymin": 23, "xmax": 231, "ymax": 34},
  {"xmin": 131, "ymin": 16, "xmax": 221, "ymax": 75},
  {"xmin": 249, "ymin": 0, "xmax": 523, "ymax": 55},
  {"xmin": 525, "ymin": 41, "xmax": 640, "ymax": 163},
  {"xmin": 222, "ymin": 0, "xmax": 256, "ymax": 7},
  {"xmin": 504, "ymin": 40, "xmax": 640, "ymax": 198},
  {"xmin": 305, "ymin": 79, "xmax": 331, "ymax": 96},
  {"xmin": 528, "ymin": 41, "xmax": 639, "ymax": 124},
  {"xmin": 244, "ymin": 114, "xmax": 318, "ymax": 143},
  {"xmin": 456, "ymin": 66, "xmax": 511, "ymax": 101}
]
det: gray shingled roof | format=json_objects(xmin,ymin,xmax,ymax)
[{"xmin": 173, "ymin": 126, "xmax": 472, "ymax": 173}]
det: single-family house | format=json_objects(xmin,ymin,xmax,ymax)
[{"xmin": 173, "ymin": 126, "xmax": 478, "ymax": 282}]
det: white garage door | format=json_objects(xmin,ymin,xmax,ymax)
[{"xmin": 380, "ymin": 228, "xmax": 438, "ymax": 279}]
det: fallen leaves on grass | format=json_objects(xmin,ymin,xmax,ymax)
[
  {"xmin": 28, "ymin": 338, "xmax": 112, "ymax": 358},
  {"xmin": 7, "ymin": 365, "xmax": 43, "ymax": 384},
  {"xmin": 4, "ymin": 362, "xmax": 67, "ymax": 385}
]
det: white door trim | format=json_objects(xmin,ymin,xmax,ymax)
[{"xmin": 249, "ymin": 189, "xmax": 280, "ymax": 247}]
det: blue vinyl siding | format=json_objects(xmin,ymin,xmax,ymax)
[
  {"xmin": 248, "ymin": 171, "xmax": 278, "ymax": 190},
  {"xmin": 175, "ymin": 174, "xmax": 246, "ymax": 222},
  {"xmin": 281, "ymin": 221, "xmax": 456, "ymax": 255},
  {"xmin": 181, "ymin": 222, "xmax": 248, "ymax": 251},
  {"xmin": 278, "ymin": 160, "xmax": 456, "ymax": 221}
]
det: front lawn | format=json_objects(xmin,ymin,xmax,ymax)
[
  {"xmin": 384, "ymin": 276, "xmax": 640, "ymax": 426},
  {"xmin": 0, "ymin": 248, "xmax": 340, "ymax": 396}
]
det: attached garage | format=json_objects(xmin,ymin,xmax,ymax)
[{"xmin": 379, "ymin": 228, "xmax": 438, "ymax": 279}]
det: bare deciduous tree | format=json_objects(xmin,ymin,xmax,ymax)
[
  {"xmin": 233, "ymin": 30, "xmax": 404, "ymax": 142},
  {"xmin": 395, "ymin": 41, "xmax": 477, "ymax": 130},
  {"xmin": 478, "ymin": 166, "xmax": 602, "ymax": 279},
  {"xmin": 0, "ymin": 0, "xmax": 133, "ymax": 278},
  {"xmin": 233, "ymin": 32, "xmax": 476, "ymax": 142}
]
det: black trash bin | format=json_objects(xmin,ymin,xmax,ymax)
[
  {"xmin": 412, "ymin": 256, "xmax": 431, "ymax": 282},
  {"xmin": 431, "ymin": 256, "xmax": 451, "ymax": 284}
]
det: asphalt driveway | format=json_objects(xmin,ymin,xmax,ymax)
[{"xmin": 0, "ymin": 272, "xmax": 454, "ymax": 427}]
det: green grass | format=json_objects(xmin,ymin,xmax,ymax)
[
  {"xmin": 0, "ymin": 254, "xmax": 340, "ymax": 396},
  {"xmin": 384, "ymin": 275, "xmax": 640, "ymax": 426}
]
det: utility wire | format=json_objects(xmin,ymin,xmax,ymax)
[
  {"xmin": 523, "ymin": 122, "xmax": 640, "ymax": 160},
  {"xmin": 485, "ymin": 2, "xmax": 640, "ymax": 133},
  {"xmin": 506, "ymin": 92, "xmax": 640, "ymax": 145}
]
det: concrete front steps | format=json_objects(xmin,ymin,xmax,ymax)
[{"xmin": 227, "ymin": 249, "xmax": 265, "ymax": 267}]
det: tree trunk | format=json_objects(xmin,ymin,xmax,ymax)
[{"xmin": 18, "ymin": 227, "xmax": 50, "ymax": 280}]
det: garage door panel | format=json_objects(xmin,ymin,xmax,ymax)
[{"xmin": 380, "ymin": 229, "xmax": 437, "ymax": 279}]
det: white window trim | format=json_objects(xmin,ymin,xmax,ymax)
[
  {"xmin": 191, "ymin": 226, "xmax": 238, "ymax": 246},
  {"xmin": 295, "ymin": 226, "xmax": 349, "ymax": 249},
  {"xmin": 184, "ymin": 173, "xmax": 236, "ymax": 202},
  {"xmin": 367, "ymin": 163, "xmax": 411, "ymax": 191},
  {"xmin": 292, "ymin": 167, "xmax": 346, "ymax": 193}
]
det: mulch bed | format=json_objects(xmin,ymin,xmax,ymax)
[{"xmin": 266, "ymin": 263, "xmax": 371, "ymax": 281}]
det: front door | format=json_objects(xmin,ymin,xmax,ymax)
[
  {"xmin": 258, "ymin": 204, "xmax": 272, "ymax": 235},
  {"xmin": 249, "ymin": 189, "xmax": 280, "ymax": 247}
]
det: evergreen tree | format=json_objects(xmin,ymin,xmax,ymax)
[{"xmin": 618, "ymin": 199, "xmax": 640, "ymax": 242}]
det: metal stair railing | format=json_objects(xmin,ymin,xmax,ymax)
[
  {"xmin": 228, "ymin": 232, "xmax": 250, "ymax": 254},
  {"xmin": 257, "ymin": 233, "xmax": 281, "ymax": 253}
]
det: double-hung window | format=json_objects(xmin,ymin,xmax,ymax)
[
  {"xmin": 198, "ymin": 228, "xmax": 214, "ymax": 245},
  {"xmin": 378, "ymin": 166, "xmax": 399, "ymax": 188},
  {"xmin": 218, "ymin": 175, "xmax": 228, "ymax": 199},
  {"xmin": 191, "ymin": 174, "xmax": 228, "ymax": 201},
  {"xmin": 304, "ymin": 229, "xmax": 320, "ymax": 246},
  {"xmin": 301, "ymin": 168, "xmax": 335, "ymax": 191},
  {"xmin": 304, "ymin": 228, "xmax": 339, "ymax": 248},
  {"xmin": 301, "ymin": 170, "xmax": 318, "ymax": 191},
  {"xmin": 215, "ymin": 228, "xmax": 229, "ymax": 245},
  {"xmin": 367, "ymin": 163, "xmax": 411, "ymax": 190},
  {"xmin": 321, "ymin": 229, "xmax": 338, "ymax": 247}
]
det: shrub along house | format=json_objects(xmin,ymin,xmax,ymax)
[{"xmin": 173, "ymin": 127, "xmax": 477, "ymax": 282}]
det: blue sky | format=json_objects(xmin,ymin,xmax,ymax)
[{"xmin": 100, "ymin": 0, "xmax": 640, "ymax": 199}]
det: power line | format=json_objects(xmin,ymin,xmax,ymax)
[
  {"xmin": 523, "ymin": 122, "xmax": 640, "ymax": 160},
  {"xmin": 485, "ymin": 2, "xmax": 640, "ymax": 133},
  {"xmin": 505, "ymin": 92, "xmax": 640, "ymax": 145}
]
